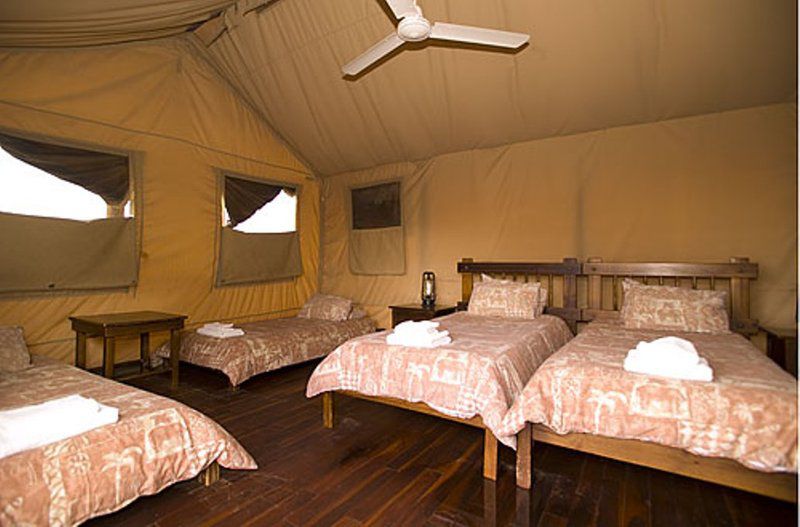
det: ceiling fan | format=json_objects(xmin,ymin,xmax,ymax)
[{"xmin": 342, "ymin": 0, "xmax": 530, "ymax": 76}]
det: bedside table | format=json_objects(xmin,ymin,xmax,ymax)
[
  {"xmin": 761, "ymin": 325, "xmax": 797, "ymax": 377},
  {"xmin": 389, "ymin": 303, "xmax": 456, "ymax": 328}
]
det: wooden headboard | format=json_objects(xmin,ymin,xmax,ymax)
[
  {"xmin": 582, "ymin": 257, "xmax": 759, "ymax": 335},
  {"xmin": 457, "ymin": 257, "xmax": 581, "ymax": 332}
]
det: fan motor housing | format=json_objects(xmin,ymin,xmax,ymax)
[{"xmin": 398, "ymin": 15, "xmax": 431, "ymax": 42}]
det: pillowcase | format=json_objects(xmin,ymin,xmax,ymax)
[
  {"xmin": 468, "ymin": 280, "xmax": 541, "ymax": 319},
  {"xmin": 480, "ymin": 274, "xmax": 547, "ymax": 316},
  {"xmin": 620, "ymin": 278, "xmax": 730, "ymax": 334},
  {"xmin": 348, "ymin": 307, "xmax": 367, "ymax": 320},
  {"xmin": 298, "ymin": 294, "xmax": 353, "ymax": 321},
  {"xmin": 0, "ymin": 325, "xmax": 31, "ymax": 373}
]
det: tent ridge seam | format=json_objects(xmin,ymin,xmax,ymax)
[{"xmin": 0, "ymin": 99, "xmax": 312, "ymax": 177}]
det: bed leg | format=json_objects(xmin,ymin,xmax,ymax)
[
  {"xmin": 483, "ymin": 428, "xmax": 498, "ymax": 481},
  {"xmin": 516, "ymin": 423, "xmax": 532, "ymax": 489},
  {"xmin": 323, "ymin": 392, "xmax": 334, "ymax": 429},
  {"xmin": 199, "ymin": 461, "xmax": 219, "ymax": 487}
]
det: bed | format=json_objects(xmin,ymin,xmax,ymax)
[
  {"xmin": 306, "ymin": 258, "xmax": 581, "ymax": 480},
  {"xmin": 502, "ymin": 258, "xmax": 798, "ymax": 502},
  {"xmin": 153, "ymin": 307, "xmax": 375, "ymax": 388},
  {"xmin": 0, "ymin": 357, "xmax": 256, "ymax": 526}
]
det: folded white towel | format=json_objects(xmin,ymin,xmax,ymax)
[
  {"xmin": 0, "ymin": 394, "xmax": 119, "ymax": 459},
  {"xmin": 197, "ymin": 326, "xmax": 245, "ymax": 338},
  {"xmin": 623, "ymin": 336, "xmax": 713, "ymax": 382},
  {"xmin": 202, "ymin": 322, "xmax": 234, "ymax": 330},
  {"xmin": 392, "ymin": 320, "xmax": 441, "ymax": 337},
  {"xmin": 386, "ymin": 328, "xmax": 452, "ymax": 348}
]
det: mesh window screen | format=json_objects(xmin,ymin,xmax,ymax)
[
  {"xmin": 351, "ymin": 181, "xmax": 401, "ymax": 230},
  {"xmin": 349, "ymin": 181, "xmax": 404, "ymax": 275}
]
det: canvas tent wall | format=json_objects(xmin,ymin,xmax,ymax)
[
  {"xmin": 0, "ymin": 0, "xmax": 795, "ymax": 358},
  {"xmin": 320, "ymin": 104, "xmax": 797, "ymax": 329},
  {"xmin": 0, "ymin": 37, "xmax": 318, "ymax": 364}
]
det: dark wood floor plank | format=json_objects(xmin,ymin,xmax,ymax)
[{"xmin": 80, "ymin": 362, "xmax": 795, "ymax": 527}]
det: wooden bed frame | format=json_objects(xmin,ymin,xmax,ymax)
[
  {"xmin": 321, "ymin": 257, "xmax": 582, "ymax": 481},
  {"xmin": 515, "ymin": 257, "xmax": 798, "ymax": 503}
]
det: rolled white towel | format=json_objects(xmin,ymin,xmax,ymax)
[
  {"xmin": 623, "ymin": 336, "xmax": 713, "ymax": 382},
  {"xmin": 0, "ymin": 395, "xmax": 119, "ymax": 459}
]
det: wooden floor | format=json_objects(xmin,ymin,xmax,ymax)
[{"xmin": 88, "ymin": 361, "xmax": 797, "ymax": 527}]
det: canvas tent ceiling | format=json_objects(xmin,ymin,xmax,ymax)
[
  {"xmin": 0, "ymin": 0, "xmax": 232, "ymax": 47},
  {"xmin": 204, "ymin": 0, "xmax": 797, "ymax": 175},
  {"xmin": 1, "ymin": 0, "xmax": 795, "ymax": 176}
]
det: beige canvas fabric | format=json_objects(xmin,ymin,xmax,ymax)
[
  {"xmin": 0, "ymin": 2, "xmax": 794, "ymax": 358},
  {"xmin": 217, "ymin": 228, "xmax": 302, "ymax": 285},
  {"xmin": 202, "ymin": 0, "xmax": 796, "ymax": 176},
  {"xmin": 0, "ymin": 0, "xmax": 234, "ymax": 47},
  {"xmin": 320, "ymin": 104, "xmax": 797, "ymax": 329},
  {"xmin": 0, "ymin": 38, "xmax": 318, "ymax": 364},
  {"xmin": 0, "ymin": 214, "xmax": 137, "ymax": 293},
  {"xmin": 349, "ymin": 227, "xmax": 405, "ymax": 275}
]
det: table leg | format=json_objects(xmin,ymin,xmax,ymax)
[
  {"xmin": 140, "ymin": 333, "xmax": 150, "ymax": 373},
  {"xmin": 170, "ymin": 329, "xmax": 180, "ymax": 389},
  {"xmin": 103, "ymin": 337, "xmax": 116, "ymax": 379},
  {"xmin": 75, "ymin": 332, "xmax": 87, "ymax": 369}
]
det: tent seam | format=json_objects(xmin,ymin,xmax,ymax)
[{"xmin": 0, "ymin": 99, "xmax": 312, "ymax": 177}]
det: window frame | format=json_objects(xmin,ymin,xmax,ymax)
[
  {"xmin": 0, "ymin": 127, "xmax": 143, "ymax": 297},
  {"xmin": 214, "ymin": 168, "xmax": 303, "ymax": 288},
  {"xmin": 348, "ymin": 178, "xmax": 403, "ymax": 231}
]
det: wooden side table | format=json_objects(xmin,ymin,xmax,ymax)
[
  {"xmin": 389, "ymin": 303, "xmax": 456, "ymax": 328},
  {"xmin": 70, "ymin": 311, "xmax": 187, "ymax": 388},
  {"xmin": 761, "ymin": 325, "xmax": 797, "ymax": 377}
]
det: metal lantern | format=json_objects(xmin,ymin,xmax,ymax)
[{"xmin": 421, "ymin": 271, "xmax": 436, "ymax": 307}]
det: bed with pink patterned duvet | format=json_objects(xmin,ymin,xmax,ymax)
[
  {"xmin": 498, "ymin": 319, "xmax": 798, "ymax": 472},
  {"xmin": 306, "ymin": 312, "xmax": 573, "ymax": 447},
  {"xmin": 154, "ymin": 316, "xmax": 376, "ymax": 387},
  {"xmin": 0, "ymin": 358, "xmax": 256, "ymax": 526}
]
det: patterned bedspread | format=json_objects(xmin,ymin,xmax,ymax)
[
  {"xmin": 154, "ymin": 316, "xmax": 376, "ymax": 386},
  {"xmin": 0, "ymin": 359, "xmax": 256, "ymax": 526},
  {"xmin": 499, "ymin": 320, "xmax": 798, "ymax": 472},
  {"xmin": 306, "ymin": 312, "xmax": 573, "ymax": 447}
]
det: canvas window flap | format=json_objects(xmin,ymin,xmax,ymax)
[
  {"xmin": 0, "ymin": 213, "xmax": 137, "ymax": 293},
  {"xmin": 224, "ymin": 175, "xmax": 288, "ymax": 227},
  {"xmin": 349, "ymin": 226, "xmax": 405, "ymax": 276},
  {"xmin": 217, "ymin": 228, "xmax": 301, "ymax": 285},
  {"xmin": 0, "ymin": 132, "xmax": 130, "ymax": 204}
]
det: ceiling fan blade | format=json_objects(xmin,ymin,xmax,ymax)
[
  {"xmin": 429, "ymin": 22, "xmax": 529, "ymax": 49},
  {"xmin": 384, "ymin": 0, "xmax": 418, "ymax": 19},
  {"xmin": 342, "ymin": 33, "xmax": 405, "ymax": 76}
]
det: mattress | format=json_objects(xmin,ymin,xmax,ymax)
[
  {"xmin": 499, "ymin": 320, "xmax": 798, "ymax": 472},
  {"xmin": 306, "ymin": 311, "xmax": 573, "ymax": 447},
  {"xmin": 154, "ymin": 316, "xmax": 376, "ymax": 386},
  {"xmin": 0, "ymin": 358, "xmax": 256, "ymax": 526}
]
